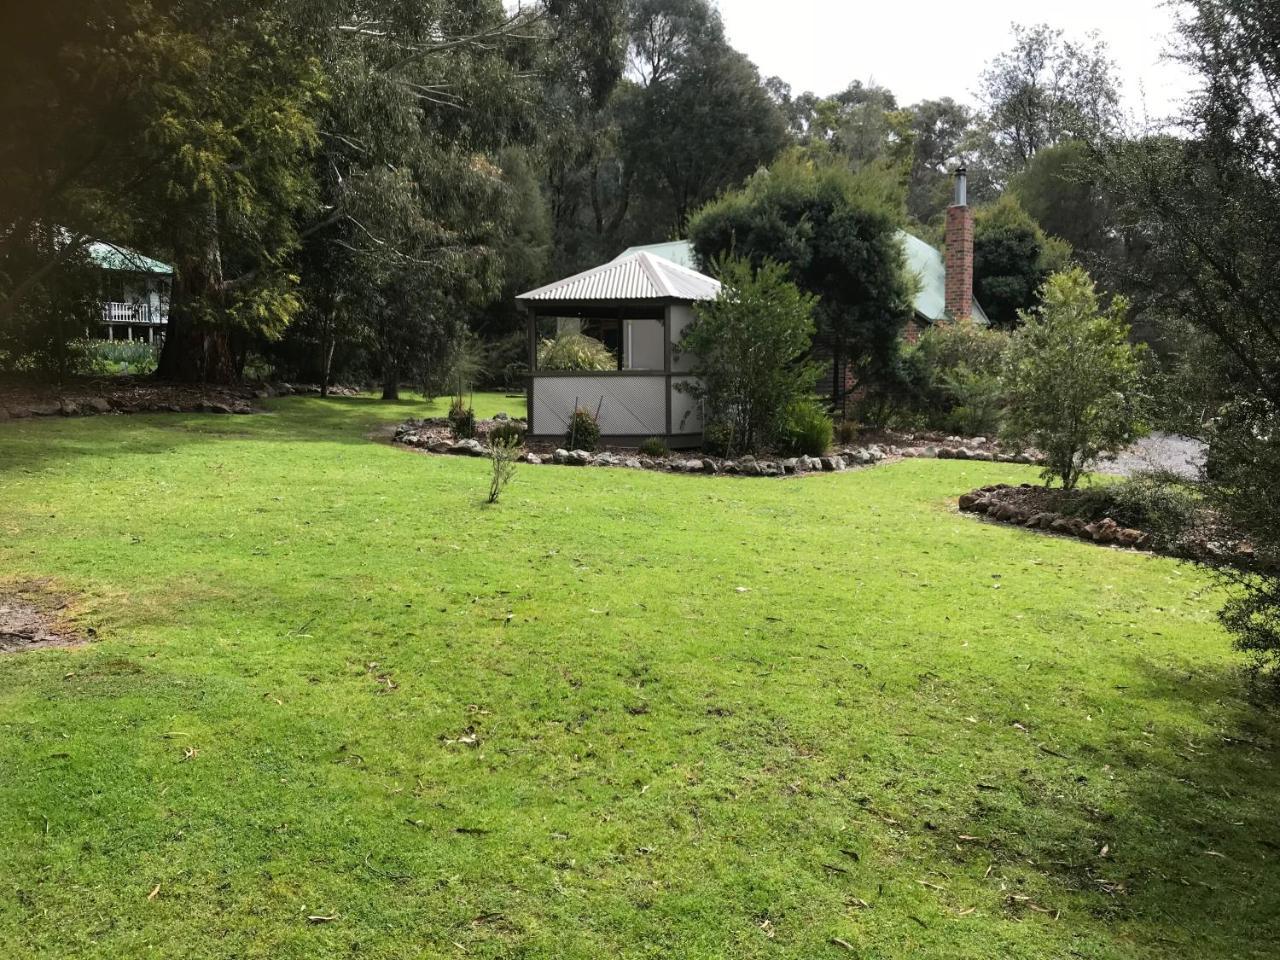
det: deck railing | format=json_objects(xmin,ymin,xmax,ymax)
[{"xmin": 101, "ymin": 301, "xmax": 168, "ymax": 325}]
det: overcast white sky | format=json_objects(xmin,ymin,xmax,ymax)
[{"xmin": 716, "ymin": 0, "xmax": 1196, "ymax": 123}]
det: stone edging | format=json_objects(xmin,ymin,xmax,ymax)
[
  {"xmin": 0, "ymin": 381, "xmax": 359, "ymax": 421},
  {"xmin": 393, "ymin": 419, "xmax": 1045, "ymax": 478},
  {"xmin": 959, "ymin": 484, "xmax": 1155, "ymax": 549}
]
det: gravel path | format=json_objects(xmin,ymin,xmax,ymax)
[{"xmin": 1094, "ymin": 432, "xmax": 1207, "ymax": 480}]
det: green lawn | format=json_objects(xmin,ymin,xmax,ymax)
[{"xmin": 0, "ymin": 394, "xmax": 1276, "ymax": 959}]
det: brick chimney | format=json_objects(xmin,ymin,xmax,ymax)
[{"xmin": 944, "ymin": 167, "xmax": 974, "ymax": 320}]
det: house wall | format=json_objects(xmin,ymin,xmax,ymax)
[
  {"xmin": 668, "ymin": 305, "xmax": 697, "ymax": 373},
  {"xmin": 625, "ymin": 318, "xmax": 665, "ymax": 370}
]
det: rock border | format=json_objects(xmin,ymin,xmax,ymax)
[
  {"xmin": 393, "ymin": 418, "xmax": 1045, "ymax": 479},
  {"xmin": 958, "ymin": 482, "xmax": 1269, "ymax": 569},
  {"xmin": 0, "ymin": 381, "xmax": 360, "ymax": 421}
]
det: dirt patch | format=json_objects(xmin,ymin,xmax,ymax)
[{"xmin": 0, "ymin": 582, "xmax": 88, "ymax": 653}]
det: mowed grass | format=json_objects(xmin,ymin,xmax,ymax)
[{"xmin": 0, "ymin": 394, "xmax": 1277, "ymax": 960}]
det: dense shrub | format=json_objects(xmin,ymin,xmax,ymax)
[
  {"xmin": 778, "ymin": 397, "xmax": 834, "ymax": 456},
  {"xmin": 449, "ymin": 401, "xmax": 477, "ymax": 439},
  {"xmin": 905, "ymin": 319, "xmax": 1010, "ymax": 432},
  {"xmin": 680, "ymin": 258, "xmax": 819, "ymax": 455},
  {"xmin": 1066, "ymin": 470, "xmax": 1200, "ymax": 546},
  {"xmin": 939, "ymin": 368, "xmax": 1004, "ymax": 436},
  {"xmin": 537, "ymin": 333, "xmax": 616, "ymax": 372},
  {"xmin": 638, "ymin": 436, "xmax": 669, "ymax": 458},
  {"xmin": 1003, "ymin": 268, "xmax": 1147, "ymax": 489},
  {"xmin": 565, "ymin": 406, "xmax": 601, "ymax": 451},
  {"xmin": 701, "ymin": 420, "xmax": 735, "ymax": 458},
  {"xmin": 487, "ymin": 421, "xmax": 526, "ymax": 447}
]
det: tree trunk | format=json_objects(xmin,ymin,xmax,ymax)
[
  {"xmin": 156, "ymin": 197, "xmax": 238, "ymax": 383},
  {"xmin": 381, "ymin": 359, "xmax": 399, "ymax": 401}
]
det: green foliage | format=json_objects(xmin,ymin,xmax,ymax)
[
  {"xmin": 976, "ymin": 23, "xmax": 1121, "ymax": 179},
  {"xmin": 777, "ymin": 397, "xmax": 834, "ymax": 457},
  {"xmin": 448, "ymin": 401, "xmax": 477, "ymax": 440},
  {"xmin": 1066, "ymin": 471, "xmax": 1200, "ymax": 547},
  {"xmin": 565, "ymin": 406, "xmax": 601, "ymax": 451},
  {"xmin": 939, "ymin": 368, "xmax": 1005, "ymax": 436},
  {"xmin": 81, "ymin": 339, "xmax": 160, "ymax": 377},
  {"xmin": 638, "ymin": 436, "xmax": 669, "ymax": 458},
  {"xmin": 488, "ymin": 421, "xmax": 527, "ymax": 447},
  {"xmin": 689, "ymin": 154, "xmax": 917, "ymax": 405},
  {"xmin": 537, "ymin": 333, "xmax": 616, "ymax": 372},
  {"xmin": 1002, "ymin": 268, "xmax": 1147, "ymax": 490},
  {"xmin": 974, "ymin": 196, "xmax": 1072, "ymax": 328},
  {"xmin": 700, "ymin": 419, "xmax": 736, "ymax": 458},
  {"xmin": 486, "ymin": 435, "xmax": 521, "ymax": 504},
  {"xmin": 679, "ymin": 257, "xmax": 819, "ymax": 454},
  {"xmin": 906, "ymin": 319, "xmax": 1011, "ymax": 432},
  {"xmin": 1105, "ymin": 3, "xmax": 1280, "ymax": 680}
]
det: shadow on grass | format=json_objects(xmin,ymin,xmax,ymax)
[{"xmin": 933, "ymin": 655, "xmax": 1280, "ymax": 953}]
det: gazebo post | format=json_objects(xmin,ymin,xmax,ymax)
[{"xmin": 663, "ymin": 305, "xmax": 673, "ymax": 436}]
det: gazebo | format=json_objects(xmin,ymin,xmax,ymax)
[{"xmin": 518, "ymin": 251, "xmax": 721, "ymax": 447}]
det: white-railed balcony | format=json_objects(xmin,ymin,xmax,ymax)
[{"xmin": 101, "ymin": 301, "xmax": 168, "ymax": 326}]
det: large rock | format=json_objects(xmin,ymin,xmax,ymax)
[
  {"xmin": 1115, "ymin": 528, "xmax": 1144, "ymax": 548},
  {"xmin": 522, "ymin": 452, "xmax": 543, "ymax": 465},
  {"xmin": 1089, "ymin": 518, "xmax": 1120, "ymax": 544},
  {"xmin": 552, "ymin": 448, "xmax": 570, "ymax": 465},
  {"xmin": 84, "ymin": 397, "xmax": 112, "ymax": 414},
  {"xmin": 782, "ymin": 458, "xmax": 799, "ymax": 475},
  {"xmin": 568, "ymin": 449, "xmax": 593, "ymax": 466},
  {"xmin": 958, "ymin": 493, "xmax": 983, "ymax": 512}
]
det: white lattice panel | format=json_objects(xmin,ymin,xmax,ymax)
[{"xmin": 533, "ymin": 376, "xmax": 667, "ymax": 436}]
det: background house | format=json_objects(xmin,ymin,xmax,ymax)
[{"xmin": 89, "ymin": 241, "xmax": 172, "ymax": 343}]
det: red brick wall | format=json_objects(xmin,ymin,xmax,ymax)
[{"xmin": 944, "ymin": 204, "xmax": 974, "ymax": 320}]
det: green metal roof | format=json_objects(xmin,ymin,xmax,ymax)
[
  {"xmin": 87, "ymin": 241, "xmax": 172, "ymax": 276},
  {"xmin": 618, "ymin": 236, "xmax": 988, "ymax": 325}
]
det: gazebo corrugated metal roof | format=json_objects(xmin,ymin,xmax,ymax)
[{"xmin": 517, "ymin": 250, "xmax": 720, "ymax": 304}]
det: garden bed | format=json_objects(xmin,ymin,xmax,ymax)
[
  {"xmin": 393, "ymin": 417, "xmax": 1044, "ymax": 477},
  {"xmin": 0, "ymin": 377, "xmax": 359, "ymax": 420},
  {"xmin": 958, "ymin": 482, "xmax": 1270, "ymax": 569}
]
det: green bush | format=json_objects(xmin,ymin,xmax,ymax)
[
  {"xmin": 778, "ymin": 397, "xmax": 833, "ymax": 456},
  {"xmin": 449, "ymin": 401, "xmax": 477, "ymax": 439},
  {"xmin": 1067, "ymin": 470, "xmax": 1200, "ymax": 546},
  {"xmin": 940, "ymin": 368, "xmax": 1004, "ymax": 436},
  {"xmin": 905, "ymin": 319, "xmax": 1010, "ymax": 432},
  {"xmin": 487, "ymin": 421, "xmax": 525, "ymax": 447},
  {"xmin": 537, "ymin": 333, "xmax": 616, "ymax": 372},
  {"xmin": 638, "ymin": 436, "xmax": 669, "ymax": 458},
  {"xmin": 565, "ymin": 407, "xmax": 601, "ymax": 451},
  {"xmin": 81, "ymin": 339, "xmax": 159, "ymax": 377},
  {"xmin": 701, "ymin": 420, "xmax": 736, "ymax": 458},
  {"xmin": 679, "ymin": 257, "xmax": 819, "ymax": 454},
  {"xmin": 1003, "ymin": 268, "xmax": 1147, "ymax": 489}
]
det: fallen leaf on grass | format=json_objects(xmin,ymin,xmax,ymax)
[
  {"xmin": 147, "ymin": 884, "xmax": 160, "ymax": 901},
  {"xmin": 830, "ymin": 937, "xmax": 855, "ymax": 951},
  {"xmin": 307, "ymin": 914, "xmax": 337, "ymax": 923}
]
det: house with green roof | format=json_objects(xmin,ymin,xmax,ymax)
[{"xmin": 87, "ymin": 240, "xmax": 173, "ymax": 343}]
